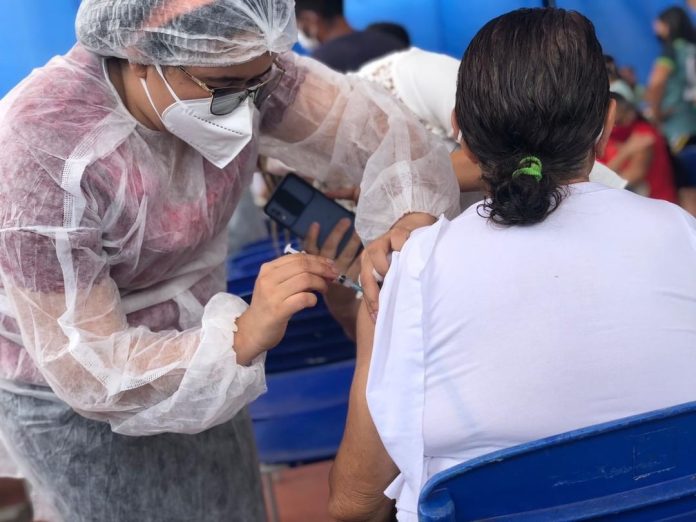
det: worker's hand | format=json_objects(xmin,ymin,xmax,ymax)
[
  {"xmin": 305, "ymin": 218, "xmax": 363, "ymax": 340},
  {"xmin": 360, "ymin": 212, "xmax": 437, "ymax": 322},
  {"xmin": 324, "ymin": 185, "xmax": 361, "ymax": 203},
  {"xmin": 235, "ymin": 253, "xmax": 339, "ymax": 364}
]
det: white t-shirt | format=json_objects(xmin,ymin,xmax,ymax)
[{"xmin": 367, "ymin": 183, "xmax": 696, "ymax": 521}]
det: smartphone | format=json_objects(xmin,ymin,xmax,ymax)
[{"xmin": 264, "ymin": 174, "xmax": 356, "ymax": 252}]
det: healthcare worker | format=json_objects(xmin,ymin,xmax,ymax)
[{"xmin": 0, "ymin": 0, "xmax": 459, "ymax": 520}]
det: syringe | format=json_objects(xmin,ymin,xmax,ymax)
[{"xmin": 283, "ymin": 243, "xmax": 363, "ymax": 294}]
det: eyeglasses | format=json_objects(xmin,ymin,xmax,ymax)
[{"xmin": 177, "ymin": 61, "xmax": 285, "ymax": 116}]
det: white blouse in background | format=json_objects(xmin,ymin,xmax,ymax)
[{"xmin": 367, "ymin": 183, "xmax": 696, "ymax": 521}]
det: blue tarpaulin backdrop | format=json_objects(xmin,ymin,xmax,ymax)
[{"xmin": 0, "ymin": 0, "xmax": 690, "ymax": 96}]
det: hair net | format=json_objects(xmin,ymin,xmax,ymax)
[{"xmin": 76, "ymin": 0, "xmax": 297, "ymax": 66}]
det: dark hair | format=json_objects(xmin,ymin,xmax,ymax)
[
  {"xmin": 658, "ymin": 6, "xmax": 696, "ymax": 43},
  {"xmin": 604, "ymin": 54, "xmax": 619, "ymax": 82},
  {"xmin": 295, "ymin": 0, "xmax": 344, "ymax": 20},
  {"xmin": 366, "ymin": 22, "xmax": 411, "ymax": 48},
  {"xmin": 454, "ymin": 8, "xmax": 609, "ymax": 226}
]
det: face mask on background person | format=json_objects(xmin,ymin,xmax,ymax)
[
  {"xmin": 141, "ymin": 64, "xmax": 254, "ymax": 169},
  {"xmin": 297, "ymin": 30, "xmax": 320, "ymax": 52}
]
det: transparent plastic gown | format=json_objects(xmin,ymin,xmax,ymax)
[{"xmin": 0, "ymin": 37, "xmax": 458, "ymax": 522}]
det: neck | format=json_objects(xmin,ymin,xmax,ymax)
[
  {"xmin": 567, "ymin": 155, "xmax": 595, "ymax": 184},
  {"xmin": 107, "ymin": 59, "xmax": 161, "ymax": 131},
  {"xmin": 567, "ymin": 175, "xmax": 591, "ymax": 184},
  {"xmin": 319, "ymin": 17, "xmax": 353, "ymax": 42}
]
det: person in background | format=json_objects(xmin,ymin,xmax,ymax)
[
  {"xmin": 606, "ymin": 55, "xmax": 642, "ymax": 104},
  {"xmin": 647, "ymin": 6, "xmax": 696, "ymax": 213},
  {"xmin": 647, "ymin": 7, "xmax": 696, "ymax": 147},
  {"xmin": 619, "ymin": 65, "xmax": 645, "ymax": 101},
  {"xmin": 600, "ymin": 80, "xmax": 678, "ymax": 202},
  {"xmin": 295, "ymin": 0, "xmax": 406, "ymax": 72},
  {"xmin": 366, "ymin": 22, "xmax": 411, "ymax": 49},
  {"xmin": 329, "ymin": 8, "xmax": 696, "ymax": 521}
]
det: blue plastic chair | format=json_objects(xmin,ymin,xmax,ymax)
[
  {"xmin": 250, "ymin": 359, "xmax": 354, "ymax": 465},
  {"xmin": 419, "ymin": 401, "xmax": 696, "ymax": 521},
  {"xmin": 250, "ymin": 359, "xmax": 355, "ymax": 521}
]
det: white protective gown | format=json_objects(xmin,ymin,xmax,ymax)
[{"xmin": 0, "ymin": 45, "xmax": 459, "ymax": 519}]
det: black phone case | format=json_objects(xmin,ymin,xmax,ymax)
[{"xmin": 264, "ymin": 174, "xmax": 356, "ymax": 252}]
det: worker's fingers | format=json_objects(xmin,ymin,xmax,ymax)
[
  {"xmin": 276, "ymin": 272, "xmax": 330, "ymax": 300},
  {"xmin": 359, "ymin": 249, "xmax": 383, "ymax": 321},
  {"xmin": 365, "ymin": 234, "xmax": 392, "ymax": 279},
  {"xmin": 388, "ymin": 226, "xmax": 414, "ymax": 253},
  {"xmin": 280, "ymin": 292, "xmax": 319, "ymax": 317},
  {"xmin": 259, "ymin": 254, "xmax": 338, "ymax": 285}
]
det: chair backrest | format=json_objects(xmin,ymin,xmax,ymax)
[
  {"xmin": 249, "ymin": 359, "xmax": 355, "ymax": 465},
  {"xmin": 418, "ymin": 401, "xmax": 696, "ymax": 521}
]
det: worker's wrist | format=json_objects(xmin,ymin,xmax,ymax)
[{"xmin": 233, "ymin": 310, "xmax": 266, "ymax": 366}]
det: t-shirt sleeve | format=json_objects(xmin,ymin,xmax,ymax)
[{"xmin": 365, "ymin": 217, "xmax": 449, "ymax": 519}]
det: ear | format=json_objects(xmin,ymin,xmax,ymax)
[
  {"xmin": 129, "ymin": 62, "xmax": 149, "ymax": 80},
  {"xmin": 595, "ymin": 98, "xmax": 617, "ymax": 158},
  {"xmin": 451, "ymin": 109, "xmax": 480, "ymax": 165}
]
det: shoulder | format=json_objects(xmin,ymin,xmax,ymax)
[
  {"xmin": 622, "ymin": 192, "xmax": 696, "ymax": 253},
  {"xmin": 394, "ymin": 217, "xmax": 453, "ymax": 279},
  {"xmin": 640, "ymin": 195, "xmax": 696, "ymax": 234},
  {"xmin": 1, "ymin": 45, "xmax": 121, "ymax": 158},
  {"xmin": 395, "ymin": 48, "xmax": 459, "ymax": 74},
  {"xmin": 580, "ymin": 185, "xmax": 695, "ymax": 235},
  {"xmin": 359, "ymin": 30, "xmax": 405, "ymax": 53}
]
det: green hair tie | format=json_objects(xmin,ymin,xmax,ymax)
[{"xmin": 512, "ymin": 156, "xmax": 543, "ymax": 181}]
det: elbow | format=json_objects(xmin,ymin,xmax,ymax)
[
  {"xmin": 327, "ymin": 492, "xmax": 356, "ymax": 522},
  {"xmin": 327, "ymin": 494, "xmax": 373, "ymax": 522},
  {"xmin": 328, "ymin": 482, "xmax": 392, "ymax": 522}
]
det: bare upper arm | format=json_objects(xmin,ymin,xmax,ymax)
[{"xmin": 329, "ymin": 302, "xmax": 398, "ymax": 522}]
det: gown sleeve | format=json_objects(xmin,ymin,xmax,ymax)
[
  {"xmin": 0, "ymin": 137, "xmax": 265, "ymax": 436},
  {"xmin": 260, "ymin": 52, "xmax": 460, "ymax": 244}
]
